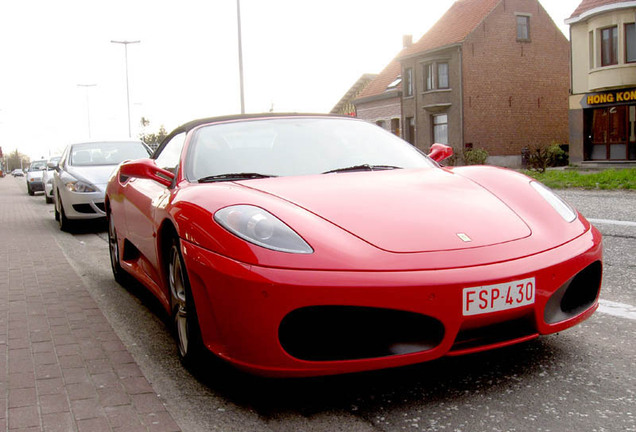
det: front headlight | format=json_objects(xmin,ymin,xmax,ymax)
[
  {"xmin": 530, "ymin": 181, "xmax": 577, "ymax": 222},
  {"xmin": 65, "ymin": 179, "xmax": 98, "ymax": 193},
  {"xmin": 214, "ymin": 205, "xmax": 313, "ymax": 254}
]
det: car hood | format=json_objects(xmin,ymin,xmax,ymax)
[
  {"xmin": 27, "ymin": 171, "xmax": 44, "ymax": 180},
  {"xmin": 240, "ymin": 169, "xmax": 532, "ymax": 253},
  {"xmin": 67, "ymin": 165, "xmax": 118, "ymax": 191}
]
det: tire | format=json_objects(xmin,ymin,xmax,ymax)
[
  {"xmin": 107, "ymin": 212, "xmax": 130, "ymax": 286},
  {"xmin": 57, "ymin": 196, "xmax": 72, "ymax": 232},
  {"xmin": 45, "ymin": 193, "xmax": 53, "ymax": 204},
  {"xmin": 27, "ymin": 183, "xmax": 34, "ymax": 196},
  {"xmin": 168, "ymin": 238, "xmax": 204, "ymax": 368}
]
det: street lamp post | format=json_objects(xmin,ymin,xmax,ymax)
[
  {"xmin": 111, "ymin": 40, "xmax": 140, "ymax": 137},
  {"xmin": 77, "ymin": 84, "xmax": 96, "ymax": 139},
  {"xmin": 236, "ymin": 0, "xmax": 245, "ymax": 114}
]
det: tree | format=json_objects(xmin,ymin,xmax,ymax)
[
  {"xmin": 6, "ymin": 149, "xmax": 30, "ymax": 171},
  {"xmin": 138, "ymin": 118, "xmax": 168, "ymax": 151}
]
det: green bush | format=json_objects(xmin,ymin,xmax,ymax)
[
  {"xmin": 463, "ymin": 148, "xmax": 489, "ymax": 165},
  {"xmin": 526, "ymin": 143, "xmax": 567, "ymax": 172}
]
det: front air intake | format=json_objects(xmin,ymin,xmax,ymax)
[
  {"xmin": 279, "ymin": 306, "xmax": 445, "ymax": 362},
  {"xmin": 544, "ymin": 261, "xmax": 602, "ymax": 324}
]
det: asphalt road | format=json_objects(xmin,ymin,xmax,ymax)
[{"xmin": 17, "ymin": 177, "xmax": 636, "ymax": 432}]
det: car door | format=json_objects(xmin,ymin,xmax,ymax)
[{"xmin": 121, "ymin": 133, "xmax": 187, "ymax": 286}]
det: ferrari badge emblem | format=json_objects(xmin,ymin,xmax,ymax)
[{"xmin": 457, "ymin": 233, "xmax": 472, "ymax": 242}]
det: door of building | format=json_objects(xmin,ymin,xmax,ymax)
[{"xmin": 588, "ymin": 105, "xmax": 636, "ymax": 160}]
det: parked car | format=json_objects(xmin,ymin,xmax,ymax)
[
  {"xmin": 26, "ymin": 159, "xmax": 47, "ymax": 195},
  {"xmin": 12, "ymin": 168, "xmax": 24, "ymax": 177},
  {"xmin": 42, "ymin": 156, "xmax": 61, "ymax": 203},
  {"xmin": 54, "ymin": 140, "xmax": 151, "ymax": 231},
  {"xmin": 106, "ymin": 114, "xmax": 603, "ymax": 377}
]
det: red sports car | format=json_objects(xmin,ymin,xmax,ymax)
[{"xmin": 106, "ymin": 114, "xmax": 602, "ymax": 377}]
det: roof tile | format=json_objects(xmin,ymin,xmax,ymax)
[
  {"xmin": 357, "ymin": 0, "xmax": 503, "ymax": 101},
  {"xmin": 401, "ymin": 0, "xmax": 501, "ymax": 58},
  {"xmin": 356, "ymin": 59, "xmax": 403, "ymax": 100},
  {"xmin": 570, "ymin": 0, "xmax": 634, "ymax": 19}
]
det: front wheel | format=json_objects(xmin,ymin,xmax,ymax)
[
  {"xmin": 169, "ymin": 238, "xmax": 204, "ymax": 367},
  {"xmin": 57, "ymin": 196, "xmax": 72, "ymax": 232},
  {"xmin": 108, "ymin": 212, "xmax": 130, "ymax": 285}
]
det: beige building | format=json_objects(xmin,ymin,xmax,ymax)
[{"xmin": 567, "ymin": 0, "xmax": 636, "ymax": 162}]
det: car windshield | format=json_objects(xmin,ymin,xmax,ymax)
[
  {"xmin": 30, "ymin": 161, "xmax": 47, "ymax": 170},
  {"xmin": 186, "ymin": 117, "xmax": 436, "ymax": 181},
  {"xmin": 70, "ymin": 141, "xmax": 150, "ymax": 167}
]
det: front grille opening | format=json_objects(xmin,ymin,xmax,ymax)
[
  {"xmin": 544, "ymin": 261, "xmax": 602, "ymax": 324},
  {"xmin": 279, "ymin": 306, "xmax": 445, "ymax": 362},
  {"xmin": 450, "ymin": 316, "xmax": 536, "ymax": 354},
  {"xmin": 561, "ymin": 261, "xmax": 602, "ymax": 313},
  {"xmin": 72, "ymin": 204, "xmax": 96, "ymax": 214}
]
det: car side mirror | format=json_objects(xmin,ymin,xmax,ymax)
[
  {"xmin": 47, "ymin": 162, "xmax": 58, "ymax": 170},
  {"xmin": 119, "ymin": 158, "xmax": 175, "ymax": 187},
  {"xmin": 427, "ymin": 143, "xmax": 453, "ymax": 163}
]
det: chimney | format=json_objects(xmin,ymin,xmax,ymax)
[{"xmin": 403, "ymin": 34, "xmax": 413, "ymax": 48}]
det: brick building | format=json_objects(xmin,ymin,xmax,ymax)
[
  {"xmin": 566, "ymin": 0, "xmax": 636, "ymax": 163},
  {"xmin": 352, "ymin": 0, "xmax": 570, "ymax": 167},
  {"xmin": 402, "ymin": 0, "xmax": 571, "ymax": 166},
  {"xmin": 353, "ymin": 36, "xmax": 414, "ymax": 139},
  {"xmin": 331, "ymin": 74, "xmax": 378, "ymax": 117}
]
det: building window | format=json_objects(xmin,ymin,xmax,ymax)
[
  {"xmin": 391, "ymin": 118, "xmax": 400, "ymax": 136},
  {"xmin": 405, "ymin": 117, "xmax": 415, "ymax": 145},
  {"xmin": 589, "ymin": 31, "xmax": 595, "ymax": 69},
  {"xmin": 601, "ymin": 26, "xmax": 618, "ymax": 66},
  {"xmin": 626, "ymin": 23, "xmax": 636, "ymax": 63},
  {"xmin": 424, "ymin": 63, "xmax": 434, "ymax": 90},
  {"xmin": 516, "ymin": 15, "xmax": 530, "ymax": 41},
  {"xmin": 404, "ymin": 68, "xmax": 413, "ymax": 97},
  {"xmin": 437, "ymin": 63, "xmax": 449, "ymax": 89},
  {"xmin": 432, "ymin": 114, "xmax": 448, "ymax": 145},
  {"xmin": 423, "ymin": 62, "xmax": 449, "ymax": 91}
]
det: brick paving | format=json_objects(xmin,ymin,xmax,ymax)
[{"xmin": 0, "ymin": 177, "xmax": 181, "ymax": 431}]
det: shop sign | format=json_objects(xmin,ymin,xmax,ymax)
[{"xmin": 583, "ymin": 88, "xmax": 636, "ymax": 108}]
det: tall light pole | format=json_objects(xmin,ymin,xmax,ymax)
[
  {"xmin": 111, "ymin": 40, "xmax": 140, "ymax": 137},
  {"xmin": 77, "ymin": 84, "xmax": 96, "ymax": 138},
  {"xmin": 236, "ymin": 0, "xmax": 245, "ymax": 114}
]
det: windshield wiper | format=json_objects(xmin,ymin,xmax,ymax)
[
  {"xmin": 322, "ymin": 164, "xmax": 402, "ymax": 174},
  {"xmin": 198, "ymin": 173, "xmax": 276, "ymax": 183}
]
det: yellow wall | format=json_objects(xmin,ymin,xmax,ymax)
[{"xmin": 571, "ymin": 8, "xmax": 636, "ymax": 94}]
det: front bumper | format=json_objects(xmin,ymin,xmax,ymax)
[
  {"xmin": 45, "ymin": 181, "xmax": 54, "ymax": 198},
  {"xmin": 182, "ymin": 226, "xmax": 602, "ymax": 377},
  {"xmin": 28, "ymin": 179, "xmax": 44, "ymax": 192},
  {"xmin": 58, "ymin": 187, "xmax": 106, "ymax": 220}
]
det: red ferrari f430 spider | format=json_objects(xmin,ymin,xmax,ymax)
[{"xmin": 105, "ymin": 114, "xmax": 602, "ymax": 377}]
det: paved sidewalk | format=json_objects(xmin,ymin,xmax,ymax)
[{"xmin": 0, "ymin": 177, "xmax": 180, "ymax": 431}]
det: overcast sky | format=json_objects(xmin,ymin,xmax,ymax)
[{"xmin": 0, "ymin": 0, "xmax": 581, "ymax": 160}]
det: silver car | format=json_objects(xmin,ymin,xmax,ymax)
[
  {"xmin": 26, "ymin": 159, "xmax": 47, "ymax": 195},
  {"xmin": 53, "ymin": 140, "xmax": 151, "ymax": 231}
]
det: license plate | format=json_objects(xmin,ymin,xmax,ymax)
[{"xmin": 462, "ymin": 277, "xmax": 535, "ymax": 316}]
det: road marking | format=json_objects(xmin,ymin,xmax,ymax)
[
  {"xmin": 589, "ymin": 218, "xmax": 636, "ymax": 227},
  {"xmin": 598, "ymin": 299, "xmax": 636, "ymax": 321}
]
